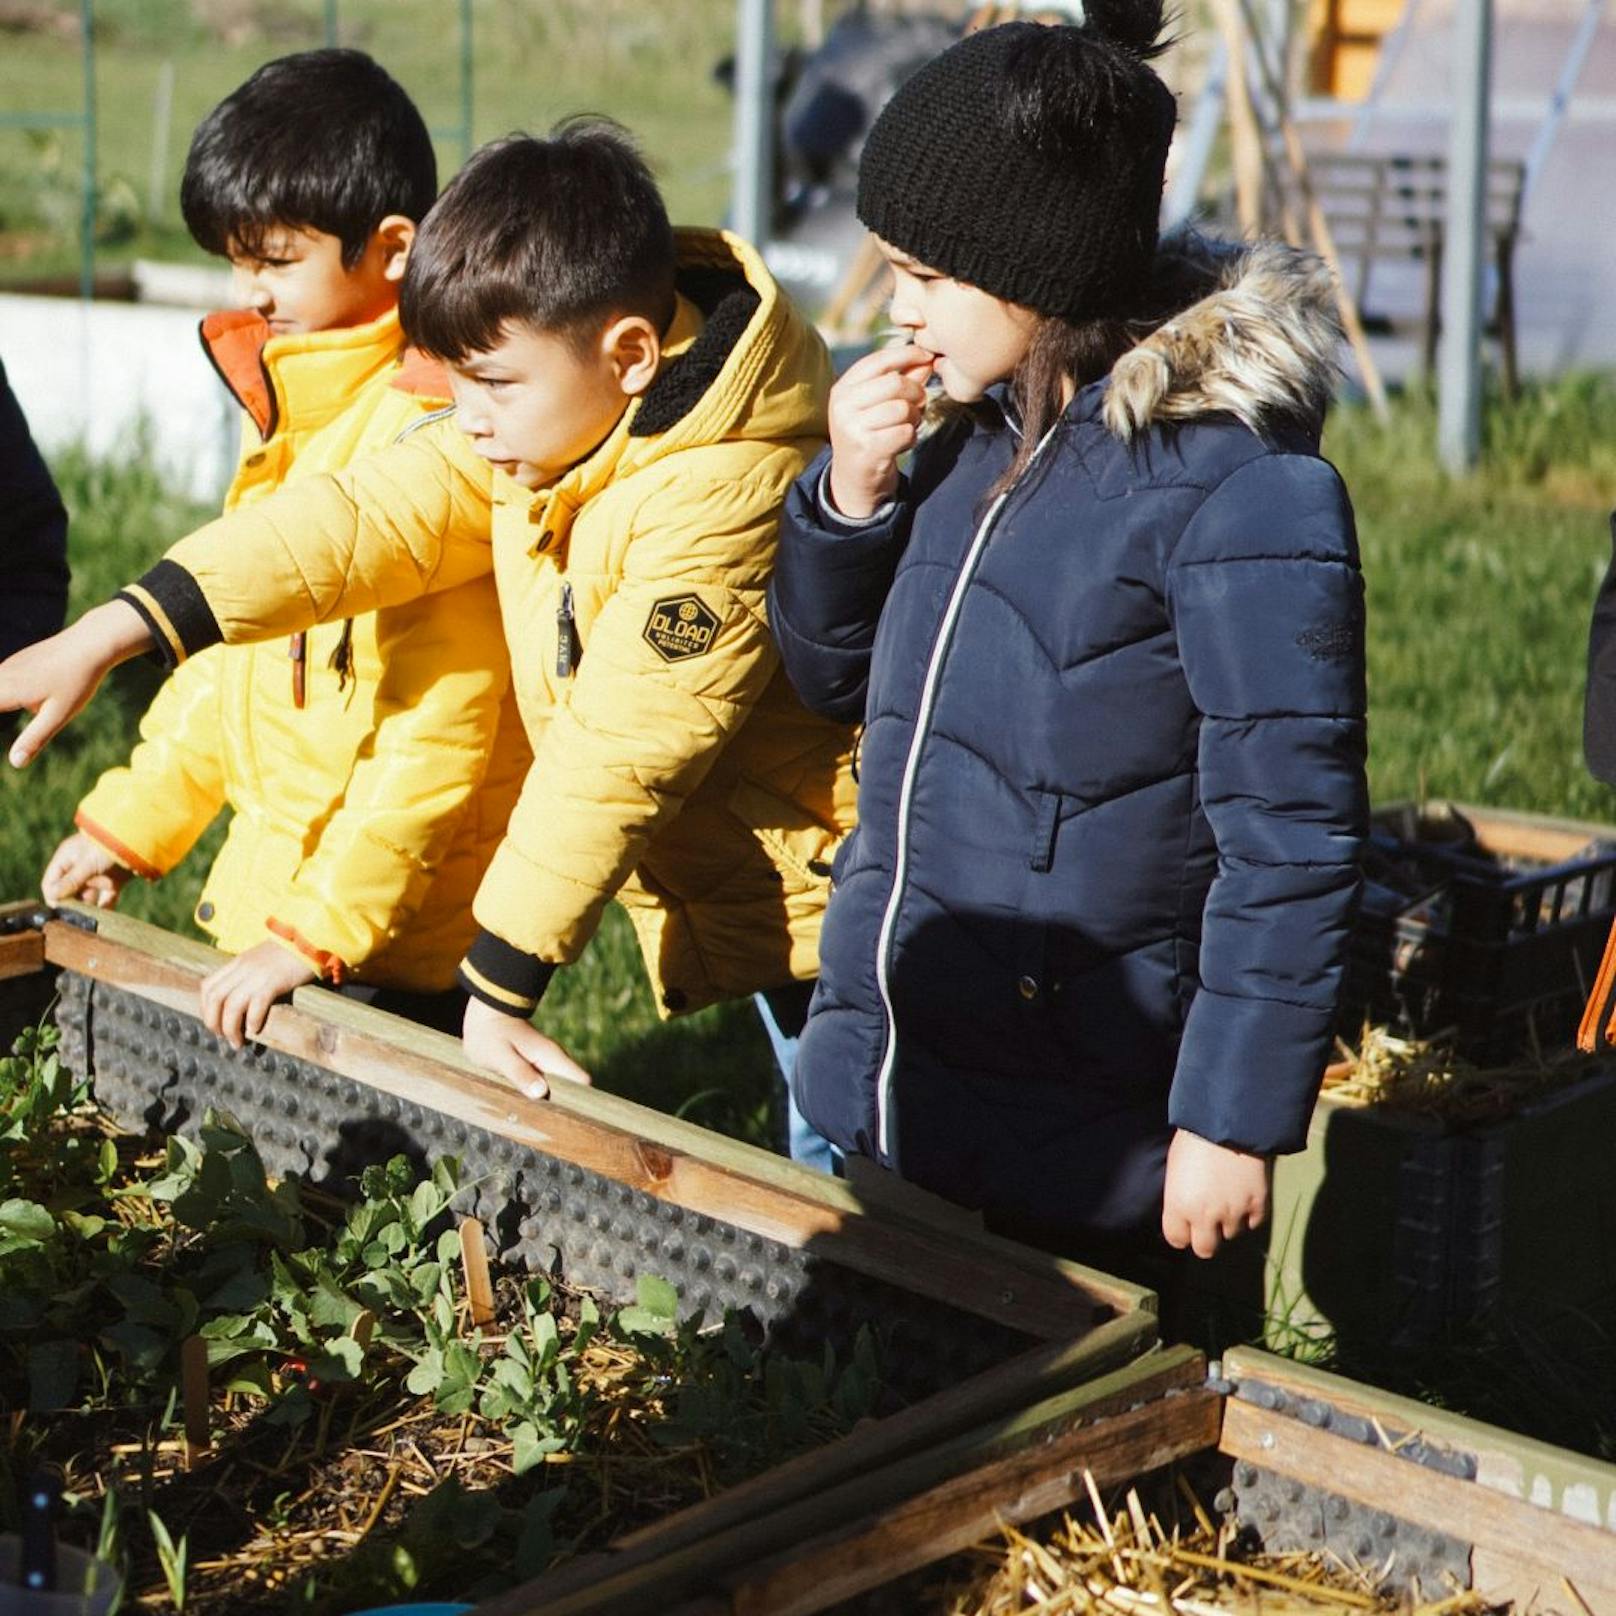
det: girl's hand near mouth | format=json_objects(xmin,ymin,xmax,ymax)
[{"xmin": 826, "ymin": 342, "xmax": 935, "ymax": 520}]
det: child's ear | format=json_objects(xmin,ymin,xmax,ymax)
[
  {"xmin": 375, "ymin": 214, "xmax": 416, "ymax": 285},
  {"xmin": 601, "ymin": 315, "xmax": 662, "ymax": 398}
]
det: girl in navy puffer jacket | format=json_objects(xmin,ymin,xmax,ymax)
[{"xmin": 769, "ymin": 7, "xmax": 1367, "ymax": 1264}]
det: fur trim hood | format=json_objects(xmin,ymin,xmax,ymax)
[{"xmin": 1103, "ymin": 234, "xmax": 1344, "ymax": 441}]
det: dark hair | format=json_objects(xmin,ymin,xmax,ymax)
[
  {"xmin": 987, "ymin": 244, "xmax": 1217, "ymax": 502},
  {"xmin": 400, "ymin": 119, "xmax": 677, "ymax": 359},
  {"xmin": 181, "ymin": 48, "xmax": 437, "ymax": 268}
]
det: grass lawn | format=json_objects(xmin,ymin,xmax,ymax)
[
  {"xmin": 0, "ymin": 0, "xmax": 810, "ymax": 287},
  {"xmin": 1327, "ymin": 373, "xmax": 1616, "ymax": 823}
]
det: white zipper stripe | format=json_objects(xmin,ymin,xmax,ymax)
[
  {"xmin": 397, "ymin": 403, "xmax": 457, "ymax": 441},
  {"xmin": 873, "ymin": 424, "xmax": 1060, "ymax": 1161}
]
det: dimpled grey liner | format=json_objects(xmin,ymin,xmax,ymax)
[
  {"xmin": 51, "ymin": 969, "xmax": 1038, "ymax": 1401},
  {"xmin": 1218, "ymin": 1372, "xmax": 1473, "ymax": 1592}
]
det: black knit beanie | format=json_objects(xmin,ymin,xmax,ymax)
[{"xmin": 856, "ymin": 9, "xmax": 1177, "ymax": 322}]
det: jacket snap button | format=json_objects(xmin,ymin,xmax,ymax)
[
  {"xmin": 662, "ymin": 987, "xmax": 687, "ymax": 1012},
  {"xmin": 196, "ymin": 901, "xmax": 215, "ymax": 922},
  {"xmin": 1017, "ymin": 974, "xmax": 1038, "ymax": 1001}
]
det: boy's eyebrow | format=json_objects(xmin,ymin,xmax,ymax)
[
  {"xmin": 228, "ymin": 233, "xmax": 296, "ymax": 263},
  {"xmin": 451, "ymin": 359, "xmax": 519, "ymax": 380}
]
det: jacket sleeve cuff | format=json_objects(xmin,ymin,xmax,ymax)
[
  {"xmin": 815, "ymin": 466, "xmax": 905, "ymax": 533},
  {"xmin": 117, "ymin": 559, "xmax": 223, "ymax": 670},
  {"xmin": 73, "ymin": 809, "xmax": 166, "ymax": 883},
  {"xmin": 265, "ymin": 917, "xmax": 349, "ymax": 985},
  {"xmin": 1168, "ymin": 987, "xmax": 1335, "ymax": 1155},
  {"xmin": 458, "ymin": 930, "xmax": 557, "ymax": 1017}
]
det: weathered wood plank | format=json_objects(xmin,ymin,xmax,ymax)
[
  {"xmin": 43, "ymin": 909, "xmax": 1150, "ymax": 1337},
  {"xmin": 0, "ymin": 928, "xmax": 44, "ymax": 982},
  {"xmin": 611, "ymin": 1309, "xmax": 1158, "ymax": 1558},
  {"xmin": 717, "ymin": 1388, "xmax": 1223, "ymax": 1616},
  {"xmin": 1459, "ymin": 802, "xmax": 1616, "ymax": 864},
  {"xmin": 1223, "ymin": 1347, "xmax": 1616, "ymax": 1528},
  {"xmin": 474, "ymin": 1348, "xmax": 1208, "ymax": 1616},
  {"xmin": 1471, "ymin": 1544, "xmax": 1616, "ymax": 1614}
]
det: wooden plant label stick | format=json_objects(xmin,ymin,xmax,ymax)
[
  {"xmin": 459, "ymin": 1218, "xmax": 495, "ymax": 1330},
  {"xmin": 180, "ymin": 1335, "xmax": 210, "ymax": 1469}
]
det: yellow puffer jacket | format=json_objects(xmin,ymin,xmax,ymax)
[
  {"xmin": 80, "ymin": 306, "xmax": 530, "ymax": 992},
  {"xmin": 127, "ymin": 232, "xmax": 855, "ymax": 1016}
]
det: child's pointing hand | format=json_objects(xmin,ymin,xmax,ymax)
[
  {"xmin": 826, "ymin": 342, "xmax": 934, "ymax": 521},
  {"xmin": 0, "ymin": 600, "xmax": 155, "ymax": 768}
]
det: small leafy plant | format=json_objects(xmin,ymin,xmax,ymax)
[{"xmin": 0, "ymin": 1021, "xmax": 889, "ymax": 1611}]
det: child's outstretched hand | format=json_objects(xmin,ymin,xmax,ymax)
[
  {"xmin": 0, "ymin": 600, "xmax": 155, "ymax": 768},
  {"xmin": 41, "ymin": 832, "xmax": 132, "ymax": 910},
  {"xmin": 462, "ymin": 996, "xmax": 592, "ymax": 1100},
  {"xmin": 826, "ymin": 343, "xmax": 934, "ymax": 519},
  {"xmin": 1161, "ymin": 1128, "xmax": 1271, "ymax": 1259},
  {"xmin": 200, "ymin": 940, "xmax": 317, "ymax": 1050}
]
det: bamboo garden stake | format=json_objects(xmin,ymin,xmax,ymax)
[
  {"xmin": 459, "ymin": 1217, "xmax": 497, "ymax": 1330},
  {"xmin": 181, "ymin": 1334, "xmax": 210, "ymax": 1470}
]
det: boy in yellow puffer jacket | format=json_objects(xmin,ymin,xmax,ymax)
[
  {"xmin": 8, "ymin": 122, "xmax": 853, "ymax": 1121},
  {"xmin": 40, "ymin": 50, "xmax": 528, "ymax": 1039}
]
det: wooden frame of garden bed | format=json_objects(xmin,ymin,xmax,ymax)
[
  {"xmin": 23, "ymin": 902, "xmax": 1148, "ymax": 1342},
  {"xmin": 2, "ymin": 899, "xmax": 1172, "ymax": 1597},
  {"xmin": 475, "ymin": 1343, "xmax": 1616, "ymax": 1615},
  {"xmin": 1218, "ymin": 1347, "xmax": 1616, "ymax": 1612}
]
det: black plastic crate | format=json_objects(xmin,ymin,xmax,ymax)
[{"xmin": 1340, "ymin": 801, "xmax": 1616, "ymax": 1063}]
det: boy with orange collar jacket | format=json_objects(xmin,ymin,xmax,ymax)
[
  {"xmin": 6, "ymin": 122, "xmax": 853, "ymax": 1097},
  {"xmin": 38, "ymin": 50, "xmax": 528, "ymax": 1040}
]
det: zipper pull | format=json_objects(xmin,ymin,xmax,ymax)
[
  {"xmin": 555, "ymin": 582, "xmax": 576, "ymax": 679},
  {"xmin": 289, "ymin": 631, "xmax": 307, "ymax": 708}
]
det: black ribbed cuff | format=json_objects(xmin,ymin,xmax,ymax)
[
  {"xmin": 458, "ymin": 930, "xmax": 557, "ymax": 1017},
  {"xmin": 117, "ymin": 559, "xmax": 223, "ymax": 669}
]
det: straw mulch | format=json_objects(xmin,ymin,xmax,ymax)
[
  {"xmin": 1320, "ymin": 1026, "xmax": 1604, "ymax": 1126},
  {"xmin": 943, "ymin": 1474, "xmax": 1507, "ymax": 1616}
]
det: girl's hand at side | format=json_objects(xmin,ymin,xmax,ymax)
[
  {"xmin": 1161, "ymin": 1129, "xmax": 1271, "ymax": 1259},
  {"xmin": 826, "ymin": 343, "xmax": 935, "ymax": 520},
  {"xmin": 199, "ymin": 940, "xmax": 317, "ymax": 1049},
  {"xmin": 461, "ymin": 996, "xmax": 592, "ymax": 1100}
]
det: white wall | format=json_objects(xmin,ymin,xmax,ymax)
[{"xmin": 0, "ymin": 293, "xmax": 237, "ymax": 503}]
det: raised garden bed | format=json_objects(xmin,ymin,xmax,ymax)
[
  {"xmin": 2, "ymin": 1035, "xmax": 890, "ymax": 1610},
  {"xmin": 0, "ymin": 900, "xmax": 1159, "ymax": 1611},
  {"xmin": 479, "ymin": 1344, "xmax": 1616, "ymax": 1613}
]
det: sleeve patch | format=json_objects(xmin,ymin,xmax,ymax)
[
  {"xmin": 644, "ymin": 593, "xmax": 720, "ymax": 662},
  {"xmin": 1294, "ymin": 621, "xmax": 1360, "ymax": 664}
]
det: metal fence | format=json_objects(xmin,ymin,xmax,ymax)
[{"xmin": 0, "ymin": 0, "xmax": 474, "ymax": 301}]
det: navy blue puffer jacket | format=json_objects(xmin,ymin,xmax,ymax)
[{"xmin": 769, "ymin": 240, "xmax": 1368, "ymax": 1240}]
